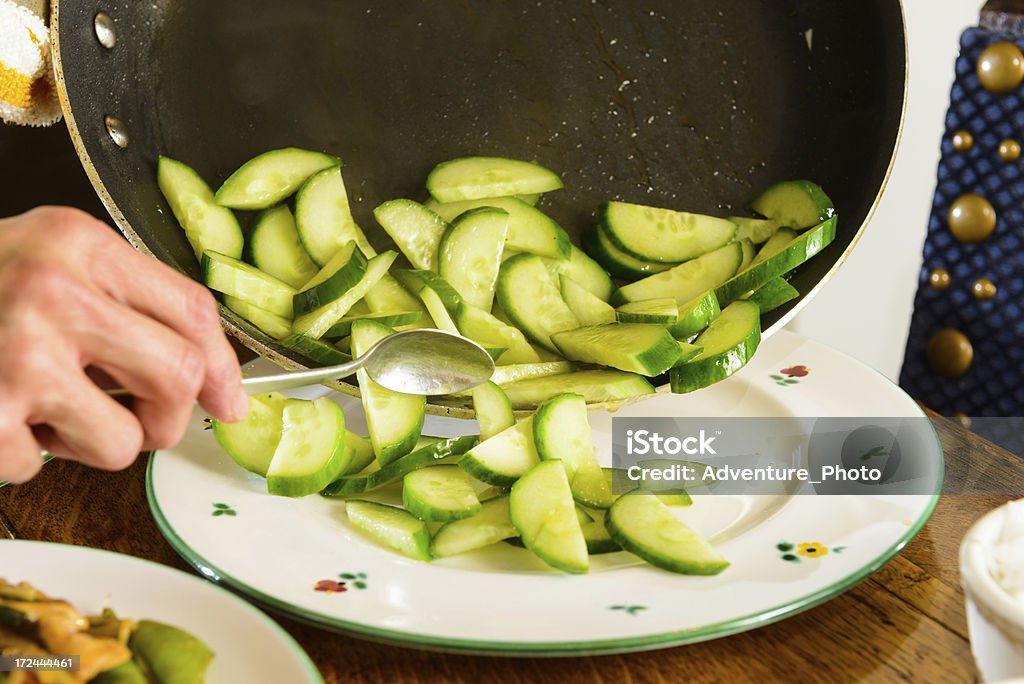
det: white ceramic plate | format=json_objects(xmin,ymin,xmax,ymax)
[
  {"xmin": 147, "ymin": 329, "xmax": 941, "ymax": 655},
  {"xmin": 0, "ymin": 540, "xmax": 321, "ymax": 680}
]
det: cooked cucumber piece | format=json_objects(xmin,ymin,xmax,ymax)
[
  {"xmin": 611, "ymin": 241, "xmax": 743, "ymax": 307},
  {"xmin": 292, "ymin": 251, "xmax": 396, "ymax": 338},
  {"xmin": 750, "ymin": 228, "xmax": 799, "ymax": 267},
  {"xmin": 215, "ymin": 148, "xmax": 339, "ymax": 210},
  {"xmin": 295, "ymin": 165, "xmax": 376, "ymax": 264},
  {"xmin": 324, "ymin": 310, "xmax": 422, "ymax": 338},
  {"xmin": 737, "ymin": 238, "xmax": 756, "ymax": 272},
  {"xmin": 427, "ymin": 157, "xmax": 564, "ymax": 203},
  {"xmin": 203, "ymin": 251, "xmax": 296, "ymax": 318},
  {"xmin": 615, "ymin": 298, "xmax": 679, "ymax": 325},
  {"xmin": 502, "ymin": 370, "xmax": 654, "ymax": 409},
  {"xmin": 341, "ymin": 431, "xmax": 376, "ymax": 476},
  {"xmin": 454, "ymin": 302, "xmax": 539, "ymax": 364},
  {"xmin": 365, "ymin": 275, "xmax": 434, "ymax": 328},
  {"xmin": 560, "ymin": 275, "xmax": 616, "ymax": 325},
  {"xmin": 667, "ymin": 290, "xmax": 721, "ymax": 339},
  {"xmin": 460, "ymin": 417, "xmax": 540, "ymax": 487},
  {"xmin": 605, "ymin": 494, "xmax": 728, "ymax": 574},
  {"xmin": 497, "ymin": 254, "xmax": 579, "ymax": 352},
  {"xmin": 582, "ymin": 225, "xmax": 675, "ymax": 280},
  {"xmin": 600, "ymin": 201, "xmax": 737, "ymax": 263},
  {"xmin": 551, "ymin": 323, "xmax": 682, "ymax": 376},
  {"xmin": 534, "ymin": 393, "xmax": 613, "ymax": 509},
  {"xmin": 426, "ymin": 196, "xmax": 571, "ymax": 260},
  {"xmin": 746, "ymin": 277, "xmax": 799, "ymax": 313},
  {"xmin": 750, "ymin": 180, "xmax": 834, "ymax": 229},
  {"xmin": 731, "ymin": 216, "xmax": 782, "ymax": 245},
  {"xmin": 715, "ymin": 217, "xmax": 837, "ymax": 307},
  {"xmin": 472, "ymin": 381, "xmax": 515, "ymax": 441},
  {"xmin": 352, "ymin": 319, "xmax": 425, "ymax": 465},
  {"xmin": 510, "ymin": 461, "xmax": 588, "ymax": 574},
  {"xmin": 670, "ymin": 300, "xmax": 761, "ymax": 393},
  {"xmin": 391, "ymin": 269, "xmax": 461, "ymax": 334},
  {"xmin": 223, "ymin": 295, "xmax": 292, "ymax": 340},
  {"xmin": 545, "ymin": 245, "xmax": 614, "ymax": 301},
  {"xmin": 158, "ymin": 156, "xmax": 244, "ymax": 261},
  {"xmin": 374, "ymin": 199, "xmax": 448, "ymax": 271},
  {"xmin": 438, "ymin": 207, "xmax": 509, "ymax": 310},
  {"xmin": 279, "ymin": 332, "xmax": 352, "ymax": 365},
  {"xmin": 246, "ymin": 205, "xmax": 319, "ymax": 288},
  {"xmin": 212, "ymin": 392, "xmax": 287, "ymax": 476},
  {"xmin": 345, "ymin": 499, "xmax": 432, "ymax": 561},
  {"xmin": 131, "ymin": 620, "xmax": 213, "ymax": 684},
  {"xmin": 403, "ymin": 465, "xmax": 482, "ymax": 522},
  {"xmin": 266, "ymin": 397, "xmax": 349, "ymax": 497},
  {"xmin": 293, "ymin": 241, "xmax": 367, "ymax": 315},
  {"xmin": 431, "ymin": 496, "xmax": 517, "ymax": 558}
]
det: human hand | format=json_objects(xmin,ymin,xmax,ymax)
[{"xmin": 0, "ymin": 207, "xmax": 247, "ymax": 483}]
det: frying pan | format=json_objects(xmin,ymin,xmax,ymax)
[{"xmin": 50, "ymin": 0, "xmax": 906, "ymax": 416}]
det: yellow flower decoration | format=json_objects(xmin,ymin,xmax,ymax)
[{"xmin": 796, "ymin": 542, "xmax": 829, "ymax": 558}]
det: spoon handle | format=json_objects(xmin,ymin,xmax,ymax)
[{"xmin": 240, "ymin": 357, "xmax": 365, "ymax": 395}]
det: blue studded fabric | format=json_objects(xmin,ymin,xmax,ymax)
[{"xmin": 899, "ymin": 28, "xmax": 1024, "ymax": 444}]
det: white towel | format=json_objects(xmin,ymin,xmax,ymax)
[{"xmin": 0, "ymin": 0, "xmax": 61, "ymax": 126}]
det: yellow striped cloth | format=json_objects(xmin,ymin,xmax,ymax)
[{"xmin": 0, "ymin": 0, "xmax": 60, "ymax": 125}]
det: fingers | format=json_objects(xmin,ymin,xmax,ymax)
[{"xmin": 0, "ymin": 406, "xmax": 44, "ymax": 485}]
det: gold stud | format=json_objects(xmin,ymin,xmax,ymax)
[
  {"xmin": 978, "ymin": 41, "xmax": 1024, "ymax": 93},
  {"xmin": 954, "ymin": 412, "xmax": 973, "ymax": 429},
  {"xmin": 952, "ymin": 130, "xmax": 974, "ymax": 152},
  {"xmin": 973, "ymin": 277, "xmax": 998, "ymax": 300},
  {"xmin": 927, "ymin": 328, "xmax": 974, "ymax": 379},
  {"xmin": 1000, "ymin": 138, "xmax": 1022, "ymax": 161},
  {"xmin": 929, "ymin": 268, "xmax": 951, "ymax": 290},
  {"xmin": 948, "ymin": 193, "xmax": 997, "ymax": 243}
]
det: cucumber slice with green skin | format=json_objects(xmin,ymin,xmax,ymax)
[
  {"xmin": 560, "ymin": 275, "xmax": 616, "ymax": 326},
  {"xmin": 431, "ymin": 496, "xmax": 517, "ymax": 558},
  {"xmin": 489, "ymin": 361, "xmax": 575, "ymax": 386},
  {"xmin": 438, "ymin": 207, "xmax": 509, "ymax": 310},
  {"xmin": 510, "ymin": 461, "xmax": 589, "ymax": 574},
  {"xmin": 391, "ymin": 269, "xmax": 461, "ymax": 334},
  {"xmin": 502, "ymin": 370, "xmax": 655, "ymax": 409},
  {"xmin": 675, "ymin": 341, "xmax": 704, "ymax": 365},
  {"xmin": 202, "ymin": 251, "xmax": 296, "ymax": 318},
  {"xmin": 600, "ymin": 201, "xmax": 737, "ymax": 263},
  {"xmin": 605, "ymin": 494, "xmax": 728, "ymax": 575},
  {"xmin": 746, "ymin": 277, "xmax": 799, "ymax": 314},
  {"xmin": 292, "ymin": 251, "xmax": 396, "ymax": 338},
  {"xmin": 454, "ymin": 302, "xmax": 540, "ymax": 365},
  {"xmin": 426, "ymin": 196, "xmax": 571, "ymax": 260},
  {"xmin": 615, "ymin": 298, "xmax": 679, "ymax": 325},
  {"xmin": 460, "ymin": 417, "xmax": 540, "ymax": 487},
  {"xmin": 611, "ymin": 241, "xmax": 743, "ymax": 307},
  {"xmin": 365, "ymin": 276, "xmax": 434, "ymax": 328},
  {"xmin": 373, "ymin": 199, "xmax": 448, "ymax": 271},
  {"xmin": 279, "ymin": 332, "xmax": 352, "ymax": 365},
  {"xmin": 714, "ymin": 217, "xmax": 837, "ymax": 307},
  {"xmin": 345, "ymin": 499, "xmax": 432, "ymax": 561},
  {"xmin": 750, "ymin": 180, "xmax": 835, "ymax": 229},
  {"xmin": 577, "ymin": 507, "xmax": 621, "ymax": 554},
  {"xmin": 582, "ymin": 225, "xmax": 675, "ymax": 280},
  {"xmin": 341, "ymin": 431, "xmax": 376, "ymax": 476},
  {"xmin": 534, "ymin": 393, "xmax": 614, "ymax": 509},
  {"xmin": 293, "ymin": 241, "xmax": 367, "ymax": 315},
  {"xmin": 403, "ymin": 465, "xmax": 482, "ymax": 522},
  {"xmin": 551, "ymin": 323, "xmax": 682, "ymax": 376},
  {"xmin": 212, "ymin": 392, "xmax": 287, "ymax": 476},
  {"xmin": 670, "ymin": 300, "xmax": 761, "ymax": 394},
  {"xmin": 157, "ymin": 156, "xmax": 244, "ymax": 261},
  {"xmin": 737, "ymin": 238, "xmax": 756, "ymax": 273},
  {"xmin": 321, "ymin": 435, "xmax": 478, "ymax": 497},
  {"xmin": 223, "ymin": 295, "xmax": 292, "ymax": 340},
  {"xmin": 731, "ymin": 216, "xmax": 782, "ymax": 245},
  {"xmin": 214, "ymin": 148, "xmax": 339, "ymax": 210},
  {"xmin": 295, "ymin": 166, "xmax": 376, "ymax": 265},
  {"xmin": 497, "ymin": 254, "xmax": 579, "ymax": 352},
  {"xmin": 750, "ymin": 227, "xmax": 798, "ymax": 268},
  {"xmin": 427, "ymin": 157, "xmax": 564, "ymax": 203},
  {"xmin": 246, "ymin": 205, "xmax": 319, "ymax": 289},
  {"xmin": 352, "ymin": 319, "xmax": 425, "ymax": 465},
  {"xmin": 324, "ymin": 311, "xmax": 422, "ymax": 339},
  {"xmin": 131, "ymin": 620, "xmax": 214, "ymax": 684},
  {"xmin": 667, "ymin": 290, "xmax": 721, "ymax": 339},
  {"xmin": 472, "ymin": 381, "xmax": 515, "ymax": 441},
  {"xmin": 266, "ymin": 397, "xmax": 349, "ymax": 497},
  {"xmin": 545, "ymin": 245, "xmax": 614, "ymax": 301}
]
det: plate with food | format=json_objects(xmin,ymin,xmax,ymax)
[{"xmin": 0, "ymin": 540, "xmax": 322, "ymax": 682}]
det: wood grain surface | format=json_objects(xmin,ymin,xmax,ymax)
[{"xmin": 0, "ymin": 412, "xmax": 1015, "ymax": 683}]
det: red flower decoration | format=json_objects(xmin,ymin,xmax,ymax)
[
  {"xmin": 314, "ymin": 579, "xmax": 348, "ymax": 593},
  {"xmin": 780, "ymin": 365, "xmax": 810, "ymax": 378}
]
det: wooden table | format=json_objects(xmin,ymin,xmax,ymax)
[{"xmin": 0, "ymin": 412, "xmax": 1016, "ymax": 683}]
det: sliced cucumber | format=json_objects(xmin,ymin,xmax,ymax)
[
  {"xmin": 364, "ymin": 275, "xmax": 434, "ymax": 328},
  {"xmin": 667, "ymin": 290, "xmax": 721, "ymax": 339},
  {"xmin": 750, "ymin": 180, "xmax": 834, "ymax": 229},
  {"xmin": 600, "ymin": 201, "xmax": 737, "ymax": 263},
  {"xmin": 545, "ymin": 245, "xmax": 614, "ymax": 301},
  {"xmin": 560, "ymin": 275, "xmax": 616, "ymax": 326},
  {"xmin": 157, "ymin": 156, "xmax": 244, "ymax": 261},
  {"xmin": 551, "ymin": 323, "xmax": 682, "ymax": 376},
  {"xmin": 403, "ymin": 465, "xmax": 481, "ymax": 522},
  {"xmin": 293, "ymin": 241, "xmax": 367, "ymax": 315},
  {"xmin": 460, "ymin": 417, "xmax": 540, "ymax": 487},
  {"xmin": 391, "ymin": 269, "xmax": 461, "ymax": 334},
  {"xmin": 611, "ymin": 241, "xmax": 743, "ymax": 307},
  {"xmin": 352, "ymin": 319, "xmax": 425, "ymax": 465},
  {"xmin": 615, "ymin": 298, "xmax": 678, "ymax": 325},
  {"xmin": 497, "ymin": 254, "xmax": 579, "ymax": 352},
  {"xmin": 223, "ymin": 295, "xmax": 292, "ymax": 340},
  {"xmin": 502, "ymin": 370, "xmax": 654, "ymax": 409},
  {"xmin": 510, "ymin": 461, "xmax": 588, "ymax": 574},
  {"xmin": 202, "ymin": 251, "xmax": 296, "ymax": 318},
  {"xmin": 746, "ymin": 277, "xmax": 799, "ymax": 314},
  {"xmin": 246, "ymin": 205, "xmax": 319, "ymax": 288},
  {"xmin": 427, "ymin": 157, "xmax": 564, "ymax": 203},
  {"xmin": 675, "ymin": 341, "xmax": 704, "ymax": 364},
  {"xmin": 431, "ymin": 496, "xmax": 517, "ymax": 558},
  {"xmin": 731, "ymin": 216, "xmax": 782, "ymax": 245},
  {"xmin": 211, "ymin": 392, "xmax": 287, "ymax": 476},
  {"xmin": 438, "ymin": 207, "xmax": 509, "ymax": 310},
  {"xmin": 345, "ymin": 499, "xmax": 431, "ymax": 561},
  {"xmin": 215, "ymin": 148, "xmax": 339, "ymax": 210},
  {"xmin": 670, "ymin": 300, "xmax": 761, "ymax": 393},
  {"xmin": 578, "ymin": 507, "xmax": 621, "ymax": 554},
  {"xmin": 279, "ymin": 332, "xmax": 352, "ymax": 366},
  {"xmin": 454, "ymin": 302, "xmax": 539, "ymax": 365},
  {"xmin": 324, "ymin": 311, "xmax": 422, "ymax": 339},
  {"xmin": 341, "ymin": 431, "xmax": 376, "ymax": 476},
  {"xmin": 472, "ymin": 381, "xmax": 515, "ymax": 441},
  {"xmin": 265, "ymin": 397, "xmax": 349, "ymax": 497},
  {"xmin": 517, "ymin": 193, "xmax": 541, "ymax": 206},
  {"xmin": 292, "ymin": 251, "xmax": 396, "ymax": 338},
  {"xmin": 373, "ymin": 199, "xmax": 448, "ymax": 271},
  {"xmin": 295, "ymin": 166, "xmax": 376, "ymax": 265},
  {"xmin": 750, "ymin": 227, "xmax": 798, "ymax": 268},
  {"xmin": 582, "ymin": 225, "xmax": 675, "ymax": 280},
  {"xmin": 737, "ymin": 238, "xmax": 756, "ymax": 273},
  {"xmin": 489, "ymin": 361, "xmax": 574, "ymax": 386},
  {"xmin": 605, "ymin": 494, "xmax": 728, "ymax": 575},
  {"xmin": 426, "ymin": 196, "xmax": 571, "ymax": 260},
  {"xmin": 534, "ymin": 393, "xmax": 613, "ymax": 509}
]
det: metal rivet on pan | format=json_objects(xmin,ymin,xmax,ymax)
[
  {"xmin": 94, "ymin": 12, "xmax": 117, "ymax": 49},
  {"xmin": 104, "ymin": 115, "xmax": 128, "ymax": 148}
]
